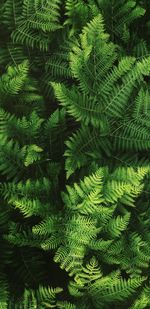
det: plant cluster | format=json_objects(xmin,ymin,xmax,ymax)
[{"xmin": 0, "ymin": 0, "xmax": 150, "ymax": 308}]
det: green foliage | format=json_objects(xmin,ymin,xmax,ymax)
[
  {"xmin": 32, "ymin": 166, "xmax": 149, "ymax": 279},
  {"xmin": 69, "ymin": 256, "xmax": 145, "ymax": 308},
  {"xmin": 0, "ymin": 284, "xmax": 76, "ymax": 308},
  {"xmin": 1, "ymin": 0, "xmax": 150, "ymax": 308},
  {"xmin": 2, "ymin": 0, "xmax": 62, "ymax": 50},
  {"xmin": 89, "ymin": 0, "xmax": 146, "ymax": 45},
  {"xmin": 0, "ymin": 60, "xmax": 29, "ymax": 97},
  {"xmin": 52, "ymin": 14, "xmax": 150, "ymax": 177}
]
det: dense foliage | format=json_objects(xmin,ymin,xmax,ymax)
[{"xmin": 0, "ymin": 0, "xmax": 150, "ymax": 308}]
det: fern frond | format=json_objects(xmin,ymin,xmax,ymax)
[
  {"xmin": 0, "ymin": 60, "xmax": 29, "ymax": 98},
  {"xmin": 12, "ymin": 25, "xmax": 50, "ymax": 51},
  {"xmin": 23, "ymin": 144, "xmax": 43, "ymax": 167},
  {"xmin": 64, "ymin": 126, "xmax": 111, "ymax": 178},
  {"xmin": 52, "ymin": 82, "xmax": 107, "ymax": 128},
  {"xmin": 0, "ymin": 44, "xmax": 25, "ymax": 67},
  {"xmin": 0, "ymin": 135, "xmax": 25, "ymax": 180},
  {"xmin": 130, "ymin": 286, "xmax": 150, "ymax": 309},
  {"xmin": 2, "ymin": 0, "xmax": 22, "ymax": 30},
  {"xmin": 1, "ymin": 177, "xmax": 49, "ymax": 199},
  {"xmin": 46, "ymin": 56, "xmax": 71, "ymax": 78},
  {"xmin": 52, "ymin": 14, "xmax": 150, "ymax": 168},
  {"xmin": 64, "ymin": 0, "xmax": 90, "ymax": 37},
  {"xmin": 57, "ymin": 301, "xmax": 76, "ymax": 309},
  {"xmin": 33, "ymin": 215, "xmax": 61, "ymax": 235},
  {"xmin": 11, "ymin": 0, "xmax": 62, "ymax": 50},
  {"xmin": 104, "ymin": 213, "xmax": 131, "ymax": 238},
  {"xmin": 90, "ymin": 276, "xmax": 146, "ymax": 306},
  {"xmin": 10, "ymin": 198, "xmax": 47, "ymax": 217},
  {"xmin": 92, "ymin": 0, "xmax": 145, "ymax": 43},
  {"xmin": 0, "ymin": 108, "xmax": 44, "ymax": 143}
]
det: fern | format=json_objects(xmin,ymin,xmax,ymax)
[
  {"xmin": 52, "ymin": 15, "xmax": 150, "ymax": 176},
  {"xmin": 32, "ymin": 166, "xmax": 149, "ymax": 278},
  {"xmin": 104, "ymin": 213, "xmax": 131, "ymax": 238},
  {"xmin": 0, "ymin": 135, "xmax": 26, "ymax": 180},
  {"xmin": 0, "ymin": 44, "xmax": 26, "ymax": 67},
  {"xmin": 0, "ymin": 60, "xmax": 29, "ymax": 98},
  {"xmin": 2, "ymin": 284, "xmax": 70, "ymax": 308},
  {"xmin": 130, "ymin": 286, "xmax": 150, "ymax": 309},
  {"xmin": 90, "ymin": 0, "xmax": 146, "ymax": 44},
  {"xmin": 46, "ymin": 56, "xmax": 72, "ymax": 78},
  {"xmin": 64, "ymin": 0, "xmax": 90, "ymax": 37},
  {"xmin": 11, "ymin": 0, "xmax": 62, "ymax": 50},
  {"xmin": 69, "ymin": 256, "xmax": 145, "ymax": 308},
  {"xmin": 1, "ymin": 1, "xmax": 150, "ymax": 308},
  {"xmin": 2, "ymin": 0, "xmax": 23, "ymax": 31}
]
